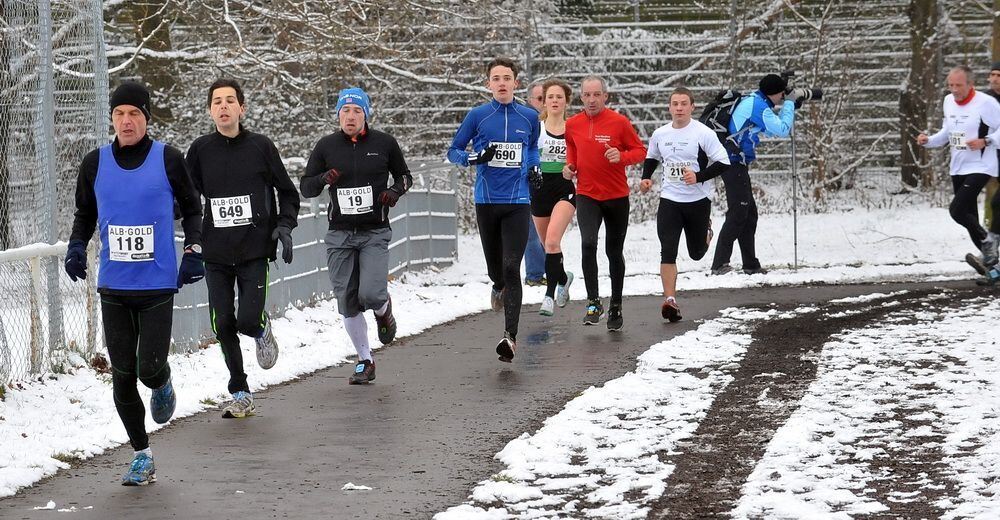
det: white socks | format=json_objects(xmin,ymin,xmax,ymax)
[
  {"xmin": 374, "ymin": 300, "xmax": 389, "ymax": 317},
  {"xmin": 136, "ymin": 447, "xmax": 152, "ymax": 457},
  {"xmin": 343, "ymin": 313, "xmax": 373, "ymax": 362}
]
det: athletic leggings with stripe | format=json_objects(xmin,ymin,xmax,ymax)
[
  {"xmin": 205, "ymin": 259, "xmax": 268, "ymax": 394},
  {"xmin": 475, "ymin": 203, "xmax": 529, "ymax": 340},
  {"xmin": 101, "ymin": 293, "xmax": 174, "ymax": 451}
]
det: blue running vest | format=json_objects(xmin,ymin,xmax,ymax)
[{"xmin": 95, "ymin": 141, "xmax": 177, "ymax": 290}]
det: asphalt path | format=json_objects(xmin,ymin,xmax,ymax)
[{"xmin": 0, "ymin": 280, "xmax": 972, "ymax": 519}]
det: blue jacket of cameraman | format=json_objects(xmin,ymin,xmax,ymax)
[{"xmin": 728, "ymin": 90, "xmax": 795, "ymax": 165}]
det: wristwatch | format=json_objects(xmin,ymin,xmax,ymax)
[
  {"xmin": 986, "ymin": 137, "xmax": 994, "ymax": 147},
  {"xmin": 185, "ymin": 244, "xmax": 202, "ymax": 254}
]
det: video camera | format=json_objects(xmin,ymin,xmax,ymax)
[{"xmin": 781, "ymin": 69, "xmax": 822, "ymax": 103}]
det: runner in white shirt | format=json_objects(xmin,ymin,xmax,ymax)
[
  {"xmin": 918, "ymin": 65, "xmax": 1000, "ymax": 274},
  {"xmin": 641, "ymin": 87, "xmax": 730, "ymax": 322}
]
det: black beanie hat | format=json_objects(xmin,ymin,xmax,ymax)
[
  {"xmin": 110, "ymin": 81, "xmax": 151, "ymax": 121},
  {"xmin": 759, "ymin": 74, "xmax": 787, "ymax": 96},
  {"xmin": 992, "ymin": 62, "xmax": 1000, "ymax": 72}
]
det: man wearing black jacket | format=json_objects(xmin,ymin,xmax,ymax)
[
  {"xmin": 64, "ymin": 81, "xmax": 203, "ymax": 485},
  {"xmin": 186, "ymin": 79, "xmax": 300, "ymax": 417},
  {"xmin": 300, "ymin": 87, "xmax": 412, "ymax": 384}
]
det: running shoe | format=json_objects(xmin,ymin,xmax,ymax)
[
  {"xmin": 662, "ymin": 297, "xmax": 682, "ymax": 323},
  {"xmin": 983, "ymin": 237, "xmax": 999, "ymax": 267},
  {"xmin": 375, "ymin": 296, "xmax": 397, "ymax": 345},
  {"xmin": 121, "ymin": 452, "xmax": 155, "ymax": 486},
  {"xmin": 711, "ymin": 264, "xmax": 734, "ymax": 275},
  {"xmin": 255, "ymin": 315, "xmax": 279, "ymax": 370},
  {"xmin": 524, "ymin": 277, "xmax": 547, "ymax": 287},
  {"xmin": 496, "ymin": 332, "xmax": 516, "ymax": 363},
  {"xmin": 606, "ymin": 304, "xmax": 624, "ymax": 331},
  {"xmin": 222, "ymin": 391, "xmax": 255, "ymax": 419},
  {"xmin": 583, "ymin": 299, "xmax": 604, "ymax": 325},
  {"xmin": 967, "ymin": 252, "xmax": 989, "ymax": 276},
  {"xmin": 539, "ymin": 296, "xmax": 555, "ymax": 316},
  {"xmin": 349, "ymin": 359, "xmax": 376, "ymax": 384},
  {"xmin": 555, "ymin": 272, "xmax": 574, "ymax": 307},
  {"xmin": 743, "ymin": 266, "xmax": 769, "ymax": 275},
  {"xmin": 490, "ymin": 288, "xmax": 504, "ymax": 312},
  {"xmin": 150, "ymin": 377, "xmax": 176, "ymax": 424}
]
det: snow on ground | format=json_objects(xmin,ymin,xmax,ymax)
[
  {"xmin": 734, "ymin": 296, "xmax": 1000, "ymax": 520},
  {"xmin": 0, "ymin": 205, "xmax": 985, "ymax": 497}
]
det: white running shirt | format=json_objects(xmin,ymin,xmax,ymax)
[
  {"xmin": 646, "ymin": 119, "xmax": 730, "ymax": 203},
  {"xmin": 925, "ymin": 90, "xmax": 1000, "ymax": 177}
]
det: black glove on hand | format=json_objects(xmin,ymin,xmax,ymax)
[
  {"xmin": 324, "ymin": 168, "xmax": 342, "ymax": 186},
  {"xmin": 378, "ymin": 186, "xmax": 403, "ymax": 208},
  {"xmin": 272, "ymin": 226, "xmax": 294, "ymax": 264},
  {"xmin": 468, "ymin": 144, "xmax": 498, "ymax": 165},
  {"xmin": 176, "ymin": 248, "xmax": 205, "ymax": 288},
  {"xmin": 64, "ymin": 239, "xmax": 87, "ymax": 282},
  {"xmin": 528, "ymin": 166, "xmax": 544, "ymax": 190}
]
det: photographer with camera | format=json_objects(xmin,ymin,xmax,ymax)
[{"xmin": 708, "ymin": 72, "xmax": 813, "ymax": 275}]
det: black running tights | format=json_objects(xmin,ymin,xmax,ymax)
[
  {"xmin": 576, "ymin": 195, "xmax": 630, "ymax": 305},
  {"xmin": 476, "ymin": 204, "xmax": 529, "ymax": 339}
]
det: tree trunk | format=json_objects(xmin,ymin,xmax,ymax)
[
  {"xmin": 122, "ymin": 1, "xmax": 175, "ymax": 122},
  {"xmin": 899, "ymin": 0, "xmax": 938, "ymax": 189}
]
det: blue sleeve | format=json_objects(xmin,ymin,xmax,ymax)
[
  {"xmin": 729, "ymin": 96, "xmax": 754, "ymax": 135},
  {"xmin": 761, "ymin": 101, "xmax": 794, "ymax": 138},
  {"xmin": 525, "ymin": 115, "xmax": 541, "ymax": 169},
  {"xmin": 447, "ymin": 110, "xmax": 476, "ymax": 167}
]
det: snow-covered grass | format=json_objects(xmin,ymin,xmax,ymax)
[{"xmin": 0, "ymin": 205, "xmax": 983, "ymax": 497}]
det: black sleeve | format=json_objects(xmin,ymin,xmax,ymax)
[
  {"xmin": 386, "ymin": 135, "xmax": 413, "ymax": 194},
  {"xmin": 185, "ymin": 140, "xmax": 204, "ymax": 197},
  {"xmin": 695, "ymin": 160, "xmax": 729, "ymax": 183},
  {"xmin": 642, "ymin": 158, "xmax": 659, "ymax": 180},
  {"xmin": 69, "ymin": 149, "xmax": 100, "ymax": 243},
  {"xmin": 164, "ymin": 145, "xmax": 203, "ymax": 247},
  {"xmin": 300, "ymin": 137, "xmax": 329, "ymax": 199},
  {"xmin": 262, "ymin": 136, "xmax": 300, "ymax": 230}
]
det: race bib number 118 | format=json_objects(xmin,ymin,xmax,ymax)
[{"xmin": 108, "ymin": 225, "xmax": 154, "ymax": 262}]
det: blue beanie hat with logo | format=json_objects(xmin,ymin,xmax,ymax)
[{"xmin": 335, "ymin": 87, "xmax": 371, "ymax": 120}]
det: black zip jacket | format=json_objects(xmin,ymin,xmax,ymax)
[
  {"xmin": 186, "ymin": 127, "xmax": 300, "ymax": 265},
  {"xmin": 300, "ymin": 126, "xmax": 412, "ymax": 230},
  {"xmin": 70, "ymin": 134, "xmax": 202, "ymax": 295}
]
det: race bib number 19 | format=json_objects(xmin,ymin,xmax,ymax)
[
  {"xmin": 108, "ymin": 225, "xmax": 154, "ymax": 262},
  {"xmin": 488, "ymin": 142, "xmax": 523, "ymax": 169},
  {"xmin": 337, "ymin": 186, "xmax": 374, "ymax": 215},
  {"xmin": 664, "ymin": 162, "xmax": 691, "ymax": 183},
  {"xmin": 210, "ymin": 195, "xmax": 252, "ymax": 228},
  {"xmin": 950, "ymin": 131, "xmax": 968, "ymax": 150}
]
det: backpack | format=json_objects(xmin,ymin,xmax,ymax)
[{"xmin": 698, "ymin": 89, "xmax": 746, "ymax": 152}]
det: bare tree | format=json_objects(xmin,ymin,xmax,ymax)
[{"xmin": 899, "ymin": 0, "xmax": 940, "ymax": 189}]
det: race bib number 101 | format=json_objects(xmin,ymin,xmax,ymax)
[
  {"xmin": 337, "ymin": 185, "xmax": 374, "ymax": 215},
  {"xmin": 950, "ymin": 131, "xmax": 968, "ymax": 151},
  {"xmin": 210, "ymin": 195, "xmax": 252, "ymax": 228},
  {"xmin": 108, "ymin": 225, "xmax": 154, "ymax": 262},
  {"xmin": 488, "ymin": 142, "xmax": 523, "ymax": 169}
]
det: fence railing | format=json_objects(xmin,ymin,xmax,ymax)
[{"xmin": 0, "ymin": 163, "xmax": 459, "ymax": 383}]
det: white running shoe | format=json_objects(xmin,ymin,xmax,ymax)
[
  {"xmin": 539, "ymin": 296, "xmax": 555, "ymax": 316},
  {"xmin": 555, "ymin": 272, "xmax": 574, "ymax": 307}
]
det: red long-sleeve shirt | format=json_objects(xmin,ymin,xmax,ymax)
[{"xmin": 565, "ymin": 108, "xmax": 646, "ymax": 201}]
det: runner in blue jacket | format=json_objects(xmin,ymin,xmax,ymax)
[{"xmin": 447, "ymin": 56, "xmax": 541, "ymax": 363}]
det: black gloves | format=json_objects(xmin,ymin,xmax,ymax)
[
  {"xmin": 64, "ymin": 239, "xmax": 87, "ymax": 281},
  {"xmin": 468, "ymin": 144, "xmax": 498, "ymax": 165},
  {"xmin": 324, "ymin": 168, "xmax": 342, "ymax": 186},
  {"xmin": 272, "ymin": 226, "xmax": 294, "ymax": 264},
  {"xmin": 528, "ymin": 166, "xmax": 543, "ymax": 190},
  {"xmin": 176, "ymin": 247, "xmax": 205, "ymax": 288},
  {"xmin": 379, "ymin": 186, "xmax": 403, "ymax": 208}
]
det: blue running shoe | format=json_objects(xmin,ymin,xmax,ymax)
[
  {"xmin": 121, "ymin": 452, "xmax": 156, "ymax": 486},
  {"xmin": 150, "ymin": 378, "xmax": 176, "ymax": 424}
]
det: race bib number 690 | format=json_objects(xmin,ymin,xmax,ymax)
[
  {"xmin": 108, "ymin": 225, "xmax": 154, "ymax": 262},
  {"xmin": 488, "ymin": 142, "xmax": 523, "ymax": 169}
]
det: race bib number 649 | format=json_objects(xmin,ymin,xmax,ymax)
[
  {"xmin": 108, "ymin": 225, "xmax": 154, "ymax": 262},
  {"xmin": 210, "ymin": 195, "xmax": 252, "ymax": 228}
]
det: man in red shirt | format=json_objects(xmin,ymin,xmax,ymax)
[{"xmin": 563, "ymin": 75, "xmax": 646, "ymax": 331}]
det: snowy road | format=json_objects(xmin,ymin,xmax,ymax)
[{"xmin": 0, "ymin": 281, "xmax": 979, "ymax": 519}]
